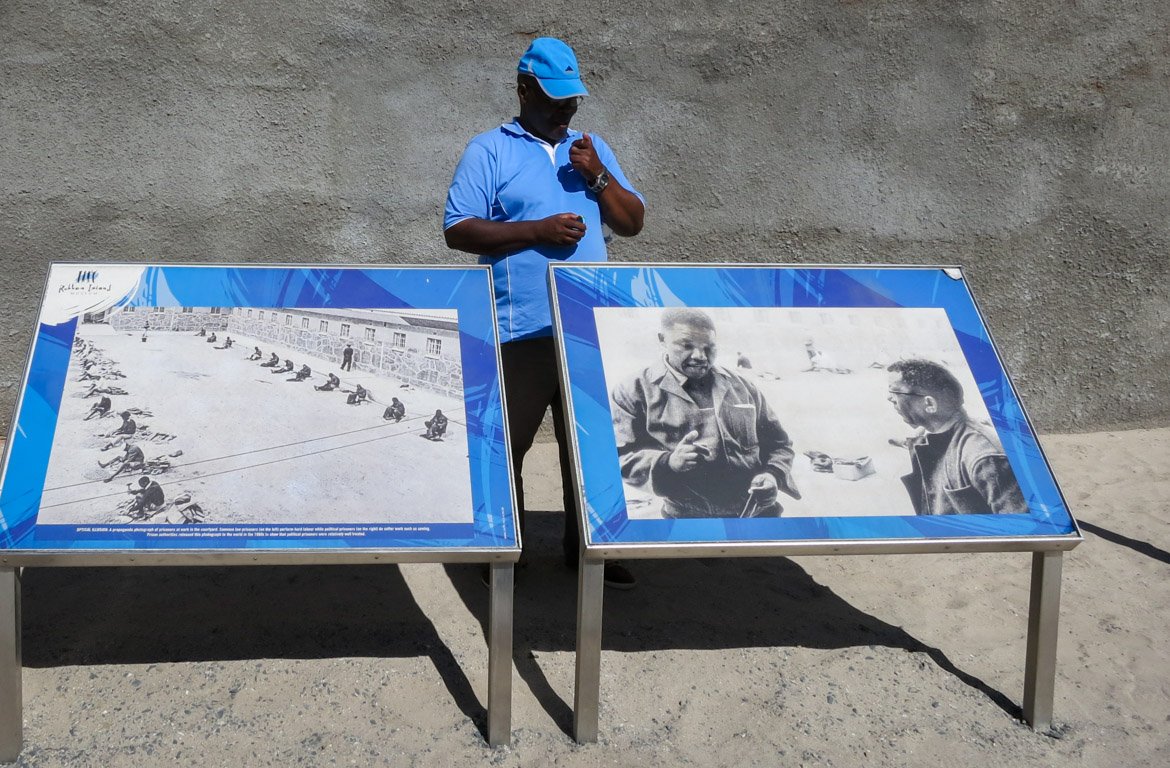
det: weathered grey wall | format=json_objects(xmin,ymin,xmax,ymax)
[{"xmin": 2, "ymin": 1, "xmax": 1167, "ymax": 434}]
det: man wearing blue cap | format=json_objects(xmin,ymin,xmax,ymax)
[{"xmin": 444, "ymin": 37, "xmax": 645, "ymax": 589}]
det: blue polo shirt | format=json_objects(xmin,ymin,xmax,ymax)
[{"xmin": 444, "ymin": 120, "xmax": 644, "ymax": 342}]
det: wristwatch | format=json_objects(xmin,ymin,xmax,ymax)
[{"xmin": 587, "ymin": 168, "xmax": 610, "ymax": 194}]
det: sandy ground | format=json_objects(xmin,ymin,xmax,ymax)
[
  {"xmin": 40, "ymin": 325, "xmax": 471, "ymax": 526},
  {"xmin": 3, "ymin": 427, "xmax": 1168, "ymax": 767}
]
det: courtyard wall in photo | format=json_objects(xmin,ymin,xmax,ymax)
[{"xmin": 107, "ymin": 306, "xmax": 463, "ymax": 397}]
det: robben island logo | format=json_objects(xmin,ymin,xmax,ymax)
[{"xmin": 58, "ymin": 269, "xmax": 113, "ymax": 295}]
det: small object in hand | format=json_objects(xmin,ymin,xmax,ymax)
[{"xmin": 740, "ymin": 484, "xmax": 781, "ymax": 518}]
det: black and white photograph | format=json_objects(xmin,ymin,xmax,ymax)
[
  {"xmin": 595, "ymin": 306, "xmax": 1027, "ymax": 520},
  {"xmin": 39, "ymin": 305, "xmax": 473, "ymax": 526}
]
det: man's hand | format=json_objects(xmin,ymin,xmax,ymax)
[
  {"xmin": 748, "ymin": 473, "xmax": 778, "ymax": 496},
  {"xmin": 443, "ymin": 213, "xmax": 584, "ymax": 255},
  {"xmin": 533, "ymin": 213, "xmax": 587, "ymax": 246},
  {"xmin": 750, "ymin": 471, "xmax": 801, "ymax": 500},
  {"xmin": 569, "ymin": 133, "xmax": 604, "ymax": 182},
  {"xmin": 667, "ymin": 430, "xmax": 709, "ymax": 472}
]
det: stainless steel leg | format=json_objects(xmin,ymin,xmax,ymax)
[
  {"xmin": 573, "ymin": 558, "xmax": 605, "ymax": 743},
  {"xmin": 1023, "ymin": 551, "xmax": 1063, "ymax": 731},
  {"xmin": 486, "ymin": 562, "xmax": 513, "ymax": 747},
  {"xmin": 0, "ymin": 567, "xmax": 22, "ymax": 761}
]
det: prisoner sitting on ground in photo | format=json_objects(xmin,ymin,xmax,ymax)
[
  {"xmin": 101, "ymin": 442, "xmax": 146, "ymax": 483},
  {"xmin": 315, "ymin": 372, "xmax": 341, "ymax": 391},
  {"xmin": 271, "ymin": 358, "xmax": 294, "ymax": 374},
  {"xmin": 886, "ymin": 358, "xmax": 1027, "ymax": 515},
  {"xmin": 100, "ymin": 411, "xmax": 137, "ymax": 450},
  {"xmin": 84, "ymin": 395, "xmax": 113, "ymax": 420},
  {"xmin": 611, "ymin": 308, "xmax": 801, "ymax": 518},
  {"xmin": 802, "ymin": 339, "xmax": 851, "ymax": 374},
  {"xmin": 346, "ymin": 383, "xmax": 368, "ymax": 405},
  {"xmin": 125, "ymin": 476, "xmax": 165, "ymax": 519},
  {"xmin": 84, "ymin": 382, "xmax": 128, "ymax": 398},
  {"xmin": 206, "ymin": 332, "xmax": 217, "ymax": 343},
  {"xmin": 248, "ymin": 346, "xmax": 263, "ymax": 360},
  {"xmin": 261, "ymin": 352, "xmax": 280, "ymax": 367},
  {"xmin": 289, "ymin": 364, "xmax": 311, "ymax": 382},
  {"xmin": 383, "ymin": 397, "xmax": 405, "ymax": 422},
  {"xmin": 423, "ymin": 409, "xmax": 448, "ymax": 440}
]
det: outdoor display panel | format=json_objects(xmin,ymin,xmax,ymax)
[
  {"xmin": 549, "ymin": 263, "xmax": 1081, "ymax": 555},
  {"xmin": 0, "ymin": 264, "xmax": 520, "ymax": 561},
  {"xmin": 0, "ymin": 263, "xmax": 522, "ymax": 754},
  {"xmin": 552, "ymin": 263, "xmax": 1083, "ymax": 743}
]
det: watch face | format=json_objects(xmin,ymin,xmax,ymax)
[{"xmin": 590, "ymin": 170, "xmax": 610, "ymax": 192}]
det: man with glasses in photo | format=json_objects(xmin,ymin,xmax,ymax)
[
  {"xmin": 887, "ymin": 359, "xmax": 1027, "ymax": 515},
  {"xmin": 444, "ymin": 37, "xmax": 645, "ymax": 588}
]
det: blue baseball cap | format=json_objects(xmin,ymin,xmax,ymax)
[{"xmin": 517, "ymin": 37, "xmax": 589, "ymax": 100}]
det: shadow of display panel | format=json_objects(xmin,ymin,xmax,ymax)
[
  {"xmin": 549, "ymin": 264, "xmax": 1080, "ymax": 554},
  {"xmin": 0, "ymin": 264, "xmax": 518, "ymax": 559}
]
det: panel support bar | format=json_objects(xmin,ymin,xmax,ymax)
[
  {"xmin": 1023, "ymin": 550, "xmax": 1063, "ymax": 731},
  {"xmin": 486, "ymin": 562, "xmax": 513, "ymax": 746},
  {"xmin": 573, "ymin": 558, "xmax": 605, "ymax": 743},
  {"xmin": 0, "ymin": 567, "xmax": 21, "ymax": 762}
]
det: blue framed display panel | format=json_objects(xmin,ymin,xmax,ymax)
[
  {"xmin": 0, "ymin": 264, "xmax": 518, "ymax": 555},
  {"xmin": 549, "ymin": 263, "xmax": 1078, "ymax": 550}
]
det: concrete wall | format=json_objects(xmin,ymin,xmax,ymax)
[{"xmin": 2, "ymin": 1, "xmax": 1167, "ymax": 434}]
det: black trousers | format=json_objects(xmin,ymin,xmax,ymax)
[{"xmin": 500, "ymin": 337, "xmax": 579, "ymax": 563}]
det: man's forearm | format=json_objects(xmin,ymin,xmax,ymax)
[
  {"xmin": 597, "ymin": 183, "xmax": 644, "ymax": 237},
  {"xmin": 444, "ymin": 218, "xmax": 541, "ymax": 256}
]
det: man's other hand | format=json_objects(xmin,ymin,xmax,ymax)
[
  {"xmin": 569, "ymin": 133, "xmax": 604, "ymax": 181},
  {"xmin": 535, "ymin": 212, "xmax": 587, "ymax": 246},
  {"xmin": 667, "ymin": 430, "xmax": 708, "ymax": 472}
]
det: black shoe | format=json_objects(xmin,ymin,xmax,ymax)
[
  {"xmin": 602, "ymin": 562, "xmax": 636, "ymax": 591},
  {"xmin": 479, "ymin": 561, "xmax": 526, "ymax": 588},
  {"xmin": 564, "ymin": 556, "xmax": 637, "ymax": 591}
]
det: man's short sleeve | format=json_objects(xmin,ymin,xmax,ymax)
[
  {"xmin": 444, "ymin": 137, "xmax": 495, "ymax": 230},
  {"xmin": 590, "ymin": 134, "xmax": 645, "ymax": 206}
]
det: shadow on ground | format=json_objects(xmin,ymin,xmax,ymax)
[
  {"xmin": 20, "ymin": 563, "xmax": 487, "ymax": 732},
  {"xmin": 446, "ymin": 511, "xmax": 1021, "ymax": 737},
  {"xmin": 18, "ymin": 511, "xmax": 1020, "ymax": 743}
]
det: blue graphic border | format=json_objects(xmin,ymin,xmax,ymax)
[
  {"xmin": 551, "ymin": 264, "xmax": 1077, "ymax": 545},
  {"xmin": 0, "ymin": 265, "xmax": 517, "ymax": 552}
]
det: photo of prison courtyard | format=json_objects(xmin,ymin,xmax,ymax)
[{"xmin": 40, "ymin": 306, "xmax": 473, "ymax": 527}]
